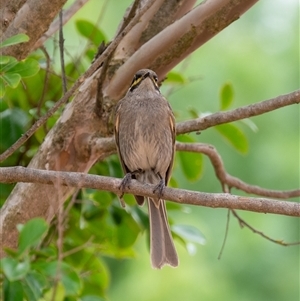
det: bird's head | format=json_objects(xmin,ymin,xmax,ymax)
[{"xmin": 128, "ymin": 69, "xmax": 160, "ymax": 94}]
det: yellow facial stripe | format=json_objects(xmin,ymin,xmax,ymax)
[
  {"xmin": 150, "ymin": 77, "xmax": 159, "ymax": 89},
  {"xmin": 129, "ymin": 73, "xmax": 160, "ymax": 92},
  {"xmin": 130, "ymin": 77, "xmax": 143, "ymax": 90}
]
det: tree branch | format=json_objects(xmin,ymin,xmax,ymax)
[
  {"xmin": 231, "ymin": 210, "xmax": 300, "ymax": 246},
  {"xmin": 59, "ymin": 10, "xmax": 67, "ymax": 94},
  {"xmin": 1, "ymin": 0, "xmax": 69, "ymax": 60},
  {"xmin": 1, "ymin": 0, "xmax": 297, "ymax": 261},
  {"xmin": 176, "ymin": 90, "xmax": 300, "ymax": 134},
  {"xmin": 0, "ymin": 0, "xmax": 158, "ymax": 258},
  {"xmin": 89, "ymin": 90, "xmax": 300, "ymax": 163},
  {"xmin": 176, "ymin": 142, "xmax": 300, "ymax": 199},
  {"xmin": 105, "ymin": 0, "xmax": 259, "ymax": 99},
  {"xmin": 0, "ymin": 0, "xmax": 27, "ymax": 36},
  {"xmin": 33, "ymin": 0, "xmax": 91, "ymax": 50},
  {"xmin": 0, "ymin": 0, "xmax": 157, "ymax": 163},
  {"xmin": 0, "ymin": 167, "xmax": 299, "ymax": 217},
  {"xmin": 112, "ymin": 0, "xmax": 196, "ymax": 63}
]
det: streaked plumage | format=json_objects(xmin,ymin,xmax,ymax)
[{"xmin": 114, "ymin": 69, "xmax": 178, "ymax": 268}]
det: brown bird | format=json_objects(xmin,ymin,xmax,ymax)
[{"xmin": 114, "ymin": 69, "xmax": 178, "ymax": 268}]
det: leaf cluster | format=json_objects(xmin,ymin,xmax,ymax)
[{"xmin": 0, "ymin": 34, "xmax": 40, "ymax": 98}]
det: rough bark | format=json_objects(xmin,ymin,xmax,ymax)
[
  {"xmin": 33, "ymin": 0, "xmax": 91, "ymax": 50},
  {"xmin": 0, "ymin": 0, "xmax": 27, "ymax": 36},
  {"xmin": 105, "ymin": 0, "xmax": 259, "ymax": 99},
  {"xmin": 1, "ymin": 0, "xmax": 260, "ymax": 257},
  {"xmin": 1, "ymin": 0, "xmax": 68, "ymax": 59},
  {"xmin": 1, "ymin": 167, "xmax": 299, "ymax": 216}
]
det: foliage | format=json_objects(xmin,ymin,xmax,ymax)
[
  {"xmin": 0, "ymin": 34, "xmax": 40, "ymax": 98},
  {"xmin": 0, "ymin": 199, "xmax": 204, "ymax": 300},
  {"xmin": 1, "ymin": 1, "xmax": 299, "ymax": 301}
]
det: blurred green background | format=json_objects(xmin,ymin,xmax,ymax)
[
  {"xmin": 101, "ymin": 1, "xmax": 299, "ymax": 300},
  {"xmin": 1, "ymin": 0, "xmax": 299, "ymax": 300}
]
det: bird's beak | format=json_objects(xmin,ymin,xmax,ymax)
[
  {"xmin": 142, "ymin": 71, "xmax": 150, "ymax": 80},
  {"xmin": 142, "ymin": 72, "xmax": 159, "ymax": 91}
]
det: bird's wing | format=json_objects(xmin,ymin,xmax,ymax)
[
  {"xmin": 114, "ymin": 102, "xmax": 145, "ymax": 205},
  {"xmin": 165, "ymin": 103, "xmax": 176, "ymax": 186}
]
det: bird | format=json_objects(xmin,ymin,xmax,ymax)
[{"xmin": 114, "ymin": 69, "xmax": 179, "ymax": 269}]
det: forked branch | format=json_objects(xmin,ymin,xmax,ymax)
[{"xmin": 176, "ymin": 142, "xmax": 300, "ymax": 199}]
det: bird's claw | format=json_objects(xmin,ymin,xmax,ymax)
[
  {"xmin": 153, "ymin": 177, "xmax": 165, "ymax": 199},
  {"xmin": 119, "ymin": 173, "xmax": 133, "ymax": 198}
]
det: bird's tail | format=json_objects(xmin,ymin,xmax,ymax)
[{"xmin": 148, "ymin": 198, "xmax": 179, "ymax": 269}]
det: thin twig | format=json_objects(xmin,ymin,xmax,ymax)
[
  {"xmin": 72, "ymin": 0, "xmax": 109, "ymax": 69},
  {"xmin": 33, "ymin": 0, "xmax": 91, "ymax": 51},
  {"xmin": 50, "ymin": 179, "xmax": 64, "ymax": 301},
  {"xmin": 90, "ymin": 89, "xmax": 300, "ymax": 180},
  {"xmin": 37, "ymin": 46, "xmax": 51, "ymax": 118},
  {"xmin": 218, "ymin": 209, "xmax": 231, "ymax": 260},
  {"xmin": 231, "ymin": 210, "xmax": 300, "ymax": 246},
  {"xmin": 0, "ymin": 0, "xmax": 157, "ymax": 163},
  {"xmin": 176, "ymin": 142, "xmax": 300, "ymax": 200},
  {"xmin": 176, "ymin": 90, "xmax": 300, "ymax": 135},
  {"xmin": 63, "ymin": 189, "xmax": 80, "ymax": 223},
  {"xmin": 116, "ymin": 0, "xmax": 141, "ymax": 35},
  {"xmin": 62, "ymin": 236, "xmax": 94, "ymax": 259},
  {"xmin": 59, "ymin": 10, "xmax": 67, "ymax": 94}
]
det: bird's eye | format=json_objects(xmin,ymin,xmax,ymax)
[{"xmin": 153, "ymin": 76, "xmax": 158, "ymax": 82}]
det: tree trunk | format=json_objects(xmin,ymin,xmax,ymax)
[{"xmin": 0, "ymin": 0, "xmax": 259, "ymax": 257}]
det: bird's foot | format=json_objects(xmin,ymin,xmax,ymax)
[
  {"xmin": 153, "ymin": 174, "xmax": 165, "ymax": 200},
  {"xmin": 119, "ymin": 169, "xmax": 142, "ymax": 197},
  {"xmin": 118, "ymin": 173, "xmax": 133, "ymax": 208},
  {"xmin": 119, "ymin": 172, "xmax": 133, "ymax": 195}
]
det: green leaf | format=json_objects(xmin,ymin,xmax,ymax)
[
  {"xmin": 220, "ymin": 82, "xmax": 234, "ymax": 110},
  {"xmin": 86, "ymin": 48, "xmax": 96, "ymax": 61},
  {"xmin": 73, "ymin": 252, "xmax": 109, "ymax": 297},
  {"xmin": 0, "ymin": 108, "xmax": 29, "ymax": 150},
  {"xmin": 2, "ymin": 73, "xmax": 21, "ymax": 88},
  {"xmin": 60, "ymin": 264, "xmax": 82, "ymax": 296},
  {"xmin": 166, "ymin": 202, "xmax": 185, "ymax": 212},
  {"xmin": 80, "ymin": 190, "xmax": 112, "ymax": 221},
  {"xmin": 22, "ymin": 271, "xmax": 48, "ymax": 301},
  {"xmin": 92, "ymin": 190, "xmax": 113, "ymax": 208},
  {"xmin": 176, "ymin": 135, "xmax": 203, "ymax": 181},
  {"xmin": 241, "ymin": 118, "xmax": 259, "ymax": 132},
  {"xmin": 0, "ymin": 34, "xmax": 29, "ymax": 48},
  {"xmin": 2, "ymin": 247, "xmax": 18, "ymax": 258},
  {"xmin": 0, "ymin": 55, "xmax": 11, "ymax": 64},
  {"xmin": 172, "ymin": 224, "xmax": 206, "ymax": 245},
  {"xmin": 165, "ymin": 71, "xmax": 186, "ymax": 84},
  {"xmin": 43, "ymin": 282, "xmax": 65, "ymax": 301},
  {"xmin": 0, "ymin": 56, "xmax": 39, "ymax": 95},
  {"xmin": 188, "ymin": 107, "xmax": 199, "ymax": 119},
  {"xmin": 3, "ymin": 278, "xmax": 24, "ymax": 301},
  {"xmin": 81, "ymin": 296, "xmax": 106, "ymax": 301},
  {"xmin": 18, "ymin": 218, "xmax": 48, "ymax": 255},
  {"xmin": 8, "ymin": 58, "xmax": 40, "ymax": 78},
  {"xmin": 34, "ymin": 261, "xmax": 82, "ymax": 296},
  {"xmin": 0, "ymin": 77, "xmax": 5, "ymax": 98},
  {"xmin": 75, "ymin": 20, "xmax": 107, "ymax": 46},
  {"xmin": 111, "ymin": 206, "xmax": 140, "ymax": 248},
  {"xmin": 0, "ymin": 56, "xmax": 18, "ymax": 71},
  {"xmin": 131, "ymin": 206, "xmax": 149, "ymax": 230},
  {"xmin": 168, "ymin": 176, "xmax": 178, "ymax": 188},
  {"xmin": 1, "ymin": 257, "xmax": 30, "ymax": 281},
  {"xmin": 215, "ymin": 123, "xmax": 249, "ymax": 153}
]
